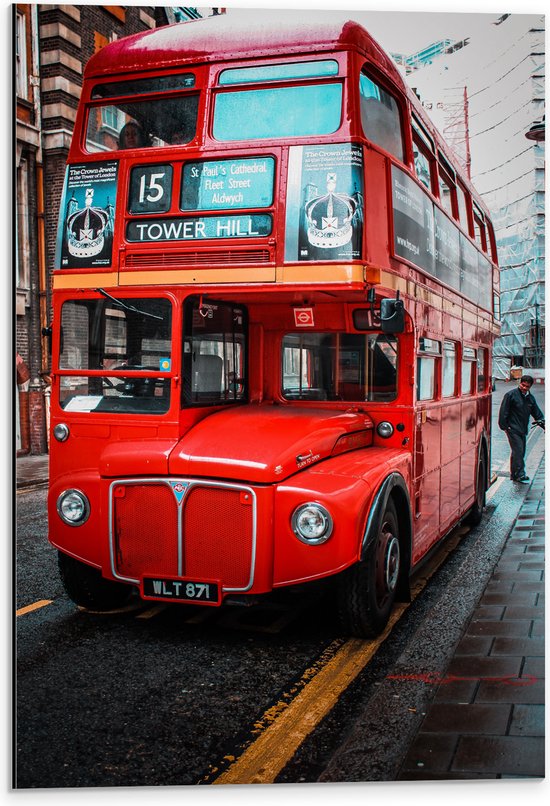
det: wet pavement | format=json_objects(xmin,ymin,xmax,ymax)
[{"xmin": 397, "ymin": 455, "xmax": 545, "ymax": 779}]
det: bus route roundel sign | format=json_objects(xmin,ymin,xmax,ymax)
[{"xmin": 294, "ymin": 308, "xmax": 315, "ymax": 327}]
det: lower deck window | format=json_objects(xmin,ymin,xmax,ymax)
[
  {"xmin": 282, "ymin": 332, "xmax": 398, "ymax": 402},
  {"xmin": 58, "ymin": 296, "xmax": 172, "ymax": 414}
]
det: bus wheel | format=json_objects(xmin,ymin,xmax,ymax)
[
  {"xmin": 338, "ymin": 500, "xmax": 401, "ymax": 638},
  {"xmin": 467, "ymin": 453, "xmax": 486, "ymax": 527},
  {"xmin": 58, "ymin": 551, "xmax": 132, "ymax": 611}
]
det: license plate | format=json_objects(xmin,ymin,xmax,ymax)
[{"xmin": 141, "ymin": 577, "xmax": 220, "ymax": 605}]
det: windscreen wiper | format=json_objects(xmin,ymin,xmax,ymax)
[{"xmin": 95, "ymin": 288, "xmax": 163, "ymax": 320}]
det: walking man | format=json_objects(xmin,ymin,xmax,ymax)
[{"xmin": 498, "ymin": 375, "xmax": 544, "ymax": 483}]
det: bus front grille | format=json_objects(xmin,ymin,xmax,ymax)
[{"xmin": 111, "ymin": 480, "xmax": 255, "ymax": 592}]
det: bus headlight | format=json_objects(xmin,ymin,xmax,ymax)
[
  {"xmin": 291, "ymin": 503, "xmax": 333, "ymax": 545},
  {"xmin": 377, "ymin": 421, "xmax": 394, "ymax": 439},
  {"xmin": 57, "ymin": 489, "xmax": 90, "ymax": 526},
  {"xmin": 53, "ymin": 423, "xmax": 70, "ymax": 442}
]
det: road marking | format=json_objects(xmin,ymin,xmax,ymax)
[
  {"xmin": 16, "ymin": 600, "xmax": 52, "ymax": 617},
  {"xmin": 211, "ymin": 605, "xmax": 407, "ymax": 785}
]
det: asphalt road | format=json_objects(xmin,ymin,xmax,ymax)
[{"xmin": 14, "ymin": 382, "xmax": 544, "ymax": 789}]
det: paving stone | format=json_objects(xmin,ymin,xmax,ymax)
[
  {"xmin": 455, "ymin": 635, "xmax": 493, "ymax": 656},
  {"xmin": 530, "ymin": 620, "xmax": 545, "ymax": 638},
  {"xmin": 475, "ymin": 678, "xmax": 545, "ymax": 705},
  {"xmin": 466, "ymin": 620, "xmax": 532, "ymax": 637},
  {"xmin": 399, "ymin": 733, "xmax": 458, "ymax": 774},
  {"xmin": 511, "ymin": 582, "xmax": 545, "ymax": 592},
  {"xmin": 451, "ymin": 736, "xmax": 544, "ymax": 777},
  {"xmin": 447, "ymin": 656, "xmax": 522, "ymax": 679},
  {"xmin": 492, "ymin": 570, "xmax": 544, "ymax": 582},
  {"xmin": 433, "ymin": 680, "xmax": 478, "ymax": 704},
  {"xmin": 503, "ymin": 606, "xmax": 543, "ymax": 620},
  {"xmin": 509, "ymin": 704, "xmax": 545, "ymax": 737},
  {"xmin": 491, "ymin": 636, "xmax": 544, "ymax": 656},
  {"xmin": 420, "ymin": 703, "xmax": 511, "ymax": 734},
  {"xmin": 398, "ymin": 770, "xmax": 498, "ymax": 780},
  {"xmin": 521, "ymin": 657, "xmax": 544, "ymax": 679},
  {"xmin": 481, "ymin": 593, "xmax": 538, "ymax": 607},
  {"xmin": 473, "ymin": 605, "xmax": 505, "ymax": 620}
]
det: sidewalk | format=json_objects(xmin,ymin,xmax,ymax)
[
  {"xmin": 398, "ymin": 455, "xmax": 545, "ymax": 779},
  {"xmin": 16, "ymin": 453, "xmax": 49, "ymax": 489}
]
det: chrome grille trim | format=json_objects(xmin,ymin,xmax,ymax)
[{"xmin": 108, "ymin": 477, "xmax": 257, "ymax": 594}]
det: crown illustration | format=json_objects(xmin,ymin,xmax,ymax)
[
  {"xmin": 305, "ymin": 172, "xmax": 358, "ymax": 249},
  {"xmin": 66, "ymin": 189, "xmax": 110, "ymax": 258}
]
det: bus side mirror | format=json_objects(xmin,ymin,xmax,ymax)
[{"xmin": 380, "ymin": 298, "xmax": 405, "ymax": 333}]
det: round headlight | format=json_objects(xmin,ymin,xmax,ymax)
[
  {"xmin": 376, "ymin": 421, "xmax": 394, "ymax": 439},
  {"xmin": 53, "ymin": 423, "xmax": 70, "ymax": 442},
  {"xmin": 291, "ymin": 503, "xmax": 333, "ymax": 545},
  {"xmin": 57, "ymin": 489, "xmax": 90, "ymax": 526}
]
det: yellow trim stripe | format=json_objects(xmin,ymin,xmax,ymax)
[
  {"xmin": 119, "ymin": 267, "xmax": 276, "ymax": 286},
  {"xmin": 16, "ymin": 600, "xmax": 52, "ymax": 617},
  {"xmin": 53, "ymin": 272, "xmax": 118, "ymax": 289},
  {"xmin": 275, "ymin": 264, "xmax": 366, "ymax": 284}
]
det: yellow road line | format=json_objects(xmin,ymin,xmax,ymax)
[
  {"xmin": 212, "ymin": 604, "xmax": 407, "ymax": 786},
  {"xmin": 16, "ymin": 600, "xmax": 52, "ymax": 617},
  {"xmin": 210, "ymin": 516, "xmax": 479, "ymax": 785}
]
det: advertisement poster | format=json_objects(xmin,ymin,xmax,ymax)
[
  {"xmin": 392, "ymin": 164, "xmax": 435, "ymax": 275},
  {"xmin": 392, "ymin": 164, "xmax": 491, "ymax": 310},
  {"xmin": 56, "ymin": 161, "xmax": 118, "ymax": 268},
  {"xmin": 285, "ymin": 143, "xmax": 364, "ymax": 262}
]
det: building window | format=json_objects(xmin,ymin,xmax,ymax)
[
  {"xmin": 16, "ymin": 10, "xmax": 28, "ymax": 100},
  {"xmin": 16, "ymin": 158, "xmax": 31, "ymax": 292}
]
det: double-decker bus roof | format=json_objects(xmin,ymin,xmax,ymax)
[{"xmin": 85, "ymin": 13, "xmax": 402, "ymax": 88}]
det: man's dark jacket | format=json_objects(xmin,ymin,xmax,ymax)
[{"xmin": 498, "ymin": 387, "xmax": 544, "ymax": 434}]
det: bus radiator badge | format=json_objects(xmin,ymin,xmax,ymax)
[
  {"xmin": 170, "ymin": 481, "xmax": 190, "ymax": 505},
  {"xmin": 305, "ymin": 172, "xmax": 357, "ymax": 249}
]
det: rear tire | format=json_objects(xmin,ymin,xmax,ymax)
[
  {"xmin": 58, "ymin": 551, "xmax": 132, "ymax": 611},
  {"xmin": 338, "ymin": 500, "xmax": 401, "ymax": 638},
  {"xmin": 467, "ymin": 452, "xmax": 487, "ymax": 526}
]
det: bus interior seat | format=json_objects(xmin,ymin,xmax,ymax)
[{"xmin": 195, "ymin": 353, "xmax": 223, "ymax": 393}]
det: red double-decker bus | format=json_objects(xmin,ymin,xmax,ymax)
[{"xmin": 48, "ymin": 14, "xmax": 500, "ymax": 636}]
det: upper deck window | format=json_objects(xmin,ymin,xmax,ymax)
[
  {"xmin": 412, "ymin": 117, "xmax": 434, "ymax": 191},
  {"xmin": 219, "ymin": 60, "xmax": 338, "ymax": 85},
  {"xmin": 91, "ymin": 74, "xmax": 196, "ymax": 98},
  {"xmin": 359, "ymin": 73, "xmax": 404, "ymax": 162},
  {"xmin": 213, "ymin": 83, "xmax": 342, "ymax": 141},
  {"xmin": 85, "ymin": 83, "xmax": 199, "ymax": 152}
]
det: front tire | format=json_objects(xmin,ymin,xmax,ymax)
[
  {"xmin": 58, "ymin": 551, "xmax": 132, "ymax": 610},
  {"xmin": 467, "ymin": 452, "xmax": 487, "ymax": 526},
  {"xmin": 338, "ymin": 500, "xmax": 401, "ymax": 638}
]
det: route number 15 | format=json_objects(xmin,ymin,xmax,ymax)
[{"xmin": 129, "ymin": 164, "xmax": 173, "ymax": 214}]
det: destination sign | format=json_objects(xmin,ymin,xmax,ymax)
[
  {"xmin": 126, "ymin": 214, "xmax": 272, "ymax": 242},
  {"xmin": 181, "ymin": 157, "xmax": 274, "ymax": 211}
]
